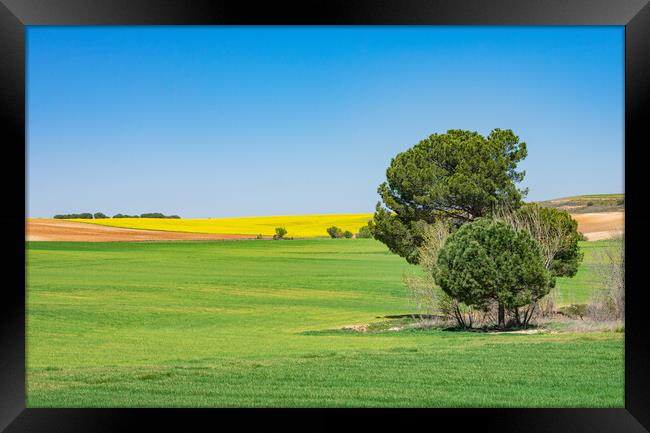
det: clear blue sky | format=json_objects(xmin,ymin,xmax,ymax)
[{"xmin": 27, "ymin": 26, "xmax": 624, "ymax": 218}]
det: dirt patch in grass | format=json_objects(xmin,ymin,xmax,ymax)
[
  {"xmin": 341, "ymin": 324, "xmax": 370, "ymax": 332},
  {"xmin": 329, "ymin": 314, "xmax": 623, "ymax": 335}
]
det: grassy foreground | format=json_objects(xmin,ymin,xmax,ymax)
[
  {"xmin": 26, "ymin": 239, "xmax": 623, "ymax": 407},
  {"xmin": 69, "ymin": 214, "xmax": 374, "ymax": 237}
]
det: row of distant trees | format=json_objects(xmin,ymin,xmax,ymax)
[
  {"xmin": 327, "ymin": 225, "xmax": 373, "ymax": 239},
  {"xmin": 267, "ymin": 225, "xmax": 375, "ymax": 240},
  {"xmin": 53, "ymin": 212, "xmax": 180, "ymax": 219}
]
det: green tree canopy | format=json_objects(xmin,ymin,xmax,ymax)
[
  {"xmin": 435, "ymin": 218, "xmax": 553, "ymax": 327},
  {"xmin": 274, "ymin": 227, "xmax": 288, "ymax": 239},
  {"xmin": 517, "ymin": 203, "xmax": 584, "ymax": 277},
  {"xmin": 326, "ymin": 226, "xmax": 344, "ymax": 239},
  {"xmin": 370, "ymin": 129, "xmax": 528, "ymax": 264},
  {"xmin": 356, "ymin": 225, "xmax": 373, "ymax": 239}
]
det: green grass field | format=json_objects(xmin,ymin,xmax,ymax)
[
  {"xmin": 26, "ymin": 239, "xmax": 623, "ymax": 407},
  {"xmin": 554, "ymin": 240, "xmax": 617, "ymax": 305}
]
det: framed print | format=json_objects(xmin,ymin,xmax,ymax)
[{"xmin": 1, "ymin": 0, "xmax": 649, "ymax": 431}]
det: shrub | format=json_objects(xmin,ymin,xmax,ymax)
[
  {"xmin": 93, "ymin": 212, "xmax": 108, "ymax": 219},
  {"xmin": 435, "ymin": 218, "xmax": 553, "ymax": 328},
  {"xmin": 559, "ymin": 304, "xmax": 588, "ymax": 320},
  {"xmin": 416, "ymin": 220, "xmax": 451, "ymax": 274},
  {"xmin": 273, "ymin": 227, "xmax": 288, "ymax": 240},
  {"xmin": 326, "ymin": 226, "xmax": 344, "ymax": 238},
  {"xmin": 404, "ymin": 219, "xmax": 487, "ymax": 328},
  {"xmin": 586, "ymin": 201, "xmax": 594, "ymax": 207},
  {"xmin": 404, "ymin": 272, "xmax": 484, "ymax": 329},
  {"xmin": 343, "ymin": 230, "xmax": 353, "ymax": 239},
  {"xmin": 537, "ymin": 290, "xmax": 556, "ymax": 318},
  {"xmin": 256, "ymin": 234, "xmax": 264, "ymax": 239},
  {"xmin": 113, "ymin": 214, "xmax": 140, "ymax": 218},
  {"xmin": 588, "ymin": 235, "xmax": 624, "ymax": 321},
  {"xmin": 494, "ymin": 203, "xmax": 584, "ymax": 277},
  {"xmin": 356, "ymin": 225, "xmax": 373, "ymax": 239}
]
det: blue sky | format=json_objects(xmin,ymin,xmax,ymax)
[{"xmin": 27, "ymin": 26, "xmax": 624, "ymax": 218}]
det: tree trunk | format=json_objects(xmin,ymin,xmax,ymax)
[
  {"xmin": 498, "ymin": 303, "xmax": 505, "ymax": 328},
  {"xmin": 454, "ymin": 304, "xmax": 466, "ymax": 328},
  {"xmin": 513, "ymin": 307, "xmax": 521, "ymax": 327},
  {"xmin": 523, "ymin": 303, "xmax": 536, "ymax": 328}
]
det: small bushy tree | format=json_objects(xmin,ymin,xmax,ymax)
[
  {"xmin": 403, "ymin": 219, "xmax": 478, "ymax": 327},
  {"xmin": 356, "ymin": 225, "xmax": 373, "ymax": 239},
  {"xmin": 326, "ymin": 226, "xmax": 344, "ymax": 238},
  {"xmin": 494, "ymin": 203, "xmax": 583, "ymax": 277},
  {"xmin": 435, "ymin": 218, "xmax": 553, "ymax": 328},
  {"xmin": 93, "ymin": 212, "xmax": 108, "ymax": 219},
  {"xmin": 343, "ymin": 230, "xmax": 353, "ymax": 239},
  {"xmin": 417, "ymin": 220, "xmax": 452, "ymax": 274},
  {"xmin": 273, "ymin": 227, "xmax": 287, "ymax": 240}
]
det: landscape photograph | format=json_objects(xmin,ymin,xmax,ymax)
[{"xmin": 26, "ymin": 26, "xmax": 624, "ymax": 407}]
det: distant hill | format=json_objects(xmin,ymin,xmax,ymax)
[{"xmin": 536, "ymin": 194, "xmax": 624, "ymax": 214}]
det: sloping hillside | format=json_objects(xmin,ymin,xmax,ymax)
[{"xmin": 537, "ymin": 194, "xmax": 624, "ymax": 214}]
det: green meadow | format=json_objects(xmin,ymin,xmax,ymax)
[
  {"xmin": 554, "ymin": 240, "xmax": 618, "ymax": 306},
  {"xmin": 26, "ymin": 239, "xmax": 623, "ymax": 407}
]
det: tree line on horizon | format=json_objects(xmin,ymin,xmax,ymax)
[{"xmin": 53, "ymin": 212, "xmax": 181, "ymax": 219}]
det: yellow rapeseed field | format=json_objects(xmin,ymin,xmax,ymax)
[{"xmin": 70, "ymin": 214, "xmax": 374, "ymax": 238}]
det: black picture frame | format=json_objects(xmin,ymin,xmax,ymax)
[{"xmin": 1, "ymin": 1, "xmax": 648, "ymax": 431}]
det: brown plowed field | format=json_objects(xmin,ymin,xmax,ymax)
[
  {"xmin": 572, "ymin": 212, "xmax": 624, "ymax": 241},
  {"xmin": 26, "ymin": 219, "xmax": 262, "ymax": 242}
]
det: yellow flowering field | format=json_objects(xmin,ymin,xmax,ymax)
[{"xmin": 70, "ymin": 214, "xmax": 373, "ymax": 238}]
